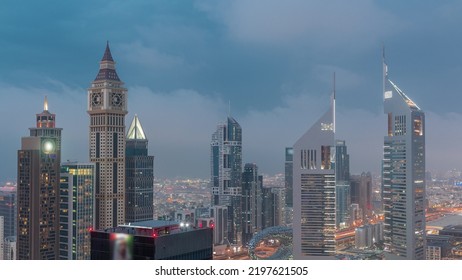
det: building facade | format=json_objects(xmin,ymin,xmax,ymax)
[
  {"xmin": 241, "ymin": 163, "xmax": 262, "ymax": 245},
  {"xmin": 293, "ymin": 94, "xmax": 336, "ymax": 259},
  {"xmin": 59, "ymin": 163, "xmax": 95, "ymax": 260},
  {"xmin": 0, "ymin": 187, "xmax": 16, "ymax": 239},
  {"xmin": 350, "ymin": 172, "xmax": 372, "ymax": 221},
  {"xmin": 17, "ymin": 98, "xmax": 62, "ymax": 259},
  {"xmin": 125, "ymin": 115, "xmax": 154, "ymax": 223},
  {"xmin": 284, "ymin": 147, "xmax": 293, "ymax": 225},
  {"xmin": 382, "ymin": 54, "xmax": 426, "ymax": 260},
  {"xmin": 211, "ymin": 117, "xmax": 242, "ymax": 244},
  {"xmin": 335, "ymin": 140, "xmax": 350, "ymax": 228},
  {"xmin": 88, "ymin": 43, "xmax": 128, "ymax": 230},
  {"xmin": 3, "ymin": 236, "xmax": 16, "ymax": 260},
  {"xmin": 90, "ymin": 220, "xmax": 213, "ymax": 260}
]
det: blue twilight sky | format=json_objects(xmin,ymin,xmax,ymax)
[{"xmin": 1, "ymin": 0, "xmax": 462, "ymax": 180}]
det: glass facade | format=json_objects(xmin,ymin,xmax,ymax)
[
  {"xmin": 59, "ymin": 163, "xmax": 95, "ymax": 260},
  {"xmin": 125, "ymin": 115, "xmax": 154, "ymax": 223}
]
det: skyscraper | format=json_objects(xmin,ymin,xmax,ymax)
[
  {"xmin": 88, "ymin": 42, "xmax": 128, "ymax": 230},
  {"xmin": 382, "ymin": 51, "xmax": 426, "ymax": 260},
  {"xmin": 293, "ymin": 93, "xmax": 336, "ymax": 259},
  {"xmin": 59, "ymin": 163, "xmax": 95, "ymax": 260},
  {"xmin": 0, "ymin": 186, "xmax": 16, "ymax": 239},
  {"xmin": 350, "ymin": 172, "xmax": 372, "ymax": 220},
  {"xmin": 241, "ymin": 163, "xmax": 262, "ymax": 245},
  {"xmin": 335, "ymin": 140, "xmax": 350, "ymax": 228},
  {"xmin": 284, "ymin": 147, "xmax": 293, "ymax": 225},
  {"xmin": 0, "ymin": 216, "xmax": 3, "ymax": 260},
  {"xmin": 17, "ymin": 98, "xmax": 62, "ymax": 260},
  {"xmin": 125, "ymin": 115, "xmax": 154, "ymax": 223},
  {"xmin": 211, "ymin": 117, "xmax": 242, "ymax": 244}
]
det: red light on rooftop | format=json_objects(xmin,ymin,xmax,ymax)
[
  {"xmin": 152, "ymin": 233, "xmax": 157, "ymax": 238},
  {"xmin": 88, "ymin": 227, "xmax": 93, "ymax": 232}
]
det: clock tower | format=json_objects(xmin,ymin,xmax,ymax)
[{"xmin": 88, "ymin": 42, "xmax": 128, "ymax": 229}]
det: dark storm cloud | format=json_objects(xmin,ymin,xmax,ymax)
[{"xmin": 1, "ymin": 0, "xmax": 462, "ymax": 180}]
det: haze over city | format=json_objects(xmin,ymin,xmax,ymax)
[{"xmin": 1, "ymin": 0, "xmax": 462, "ymax": 180}]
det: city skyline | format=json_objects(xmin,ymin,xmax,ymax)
[{"xmin": 2, "ymin": 1, "xmax": 462, "ymax": 180}]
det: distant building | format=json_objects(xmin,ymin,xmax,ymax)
[
  {"xmin": 0, "ymin": 216, "xmax": 3, "ymax": 260},
  {"xmin": 241, "ymin": 163, "xmax": 262, "ymax": 245},
  {"xmin": 17, "ymin": 98, "xmax": 62, "ymax": 260},
  {"xmin": 382, "ymin": 52, "xmax": 426, "ymax": 260},
  {"xmin": 90, "ymin": 220, "xmax": 213, "ymax": 260},
  {"xmin": 426, "ymin": 235, "xmax": 455, "ymax": 260},
  {"xmin": 171, "ymin": 210, "xmax": 195, "ymax": 224},
  {"xmin": 3, "ymin": 236, "xmax": 16, "ymax": 260},
  {"xmin": 439, "ymin": 225, "xmax": 462, "ymax": 242},
  {"xmin": 0, "ymin": 187, "xmax": 16, "ymax": 239},
  {"xmin": 211, "ymin": 117, "xmax": 242, "ymax": 244},
  {"xmin": 349, "ymin": 204, "xmax": 362, "ymax": 222},
  {"xmin": 210, "ymin": 205, "xmax": 228, "ymax": 245},
  {"xmin": 293, "ymin": 92, "xmax": 336, "ymax": 259},
  {"xmin": 125, "ymin": 115, "xmax": 154, "ymax": 223},
  {"xmin": 59, "ymin": 163, "xmax": 95, "ymax": 260},
  {"xmin": 284, "ymin": 147, "xmax": 293, "ymax": 225},
  {"xmin": 350, "ymin": 172, "xmax": 372, "ymax": 220},
  {"xmin": 355, "ymin": 223, "xmax": 384, "ymax": 249},
  {"xmin": 335, "ymin": 140, "xmax": 350, "ymax": 228}
]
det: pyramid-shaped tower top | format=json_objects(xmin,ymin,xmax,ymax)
[
  {"xmin": 94, "ymin": 41, "xmax": 120, "ymax": 82},
  {"xmin": 101, "ymin": 41, "xmax": 114, "ymax": 62},
  {"xmin": 127, "ymin": 114, "xmax": 147, "ymax": 140}
]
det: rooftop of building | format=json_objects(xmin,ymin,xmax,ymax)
[{"xmin": 125, "ymin": 220, "xmax": 179, "ymax": 229}]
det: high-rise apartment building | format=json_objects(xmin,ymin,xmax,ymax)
[
  {"xmin": 125, "ymin": 115, "xmax": 154, "ymax": 223},
  {"xmin": 211, "ymin": 117, "xmax": 242, "ymax": 244},
  {"xmin": 382, "ymin": 52, "xmax": 426, "ymax": 260},
  {"xmin": 17, "ymin": 98, "xmax": 62, "ymax": 260},
  {"xmin": 293, "ymin": 93, "xmax": 336, "ymax": 259},
  {"xmin": 59, "ymin": 163, "xmax": 95, "ymax": 260},
  {"xmin": 241, "ymin": 163, "xmax": 262, "ymax": 245},
  {"xmin": 88, "ymin": 43, "xmax": 128, "ymax": 230}
]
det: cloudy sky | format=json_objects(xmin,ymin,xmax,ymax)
[{"xmin": 1, "ymin": 0, "xmax": 462, "ymax": 180}]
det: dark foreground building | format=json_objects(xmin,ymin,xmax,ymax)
[{"xmin": 91, "ymin": 220, "xmax": 213, "ymax": 260}]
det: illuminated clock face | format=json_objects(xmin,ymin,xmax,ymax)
[
  {"xmin": 111, "ymin": 92, "xmax": 124, "ymax": 107},
  {"xmin": 91, "ymin": 92, "xmax": 102, "ymax": 106},
  {"xmin": 42, "ymin": 140, "xmax": 55, "ymax": 154}
]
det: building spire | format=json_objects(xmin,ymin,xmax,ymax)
[
  {"xmin": 44, "ymin": 95, "xmax": 48, "ymax": 111},
  {"xmin": 382, "ymin": 44, "xmax": 388, "ymax": 96},
  {"xmin": 102, "ymin": 41, "xmax": 114, "ymax": 62},
  {"xmin": 127, "ymin": 114, "xmax": 147, "ymax": 140}
]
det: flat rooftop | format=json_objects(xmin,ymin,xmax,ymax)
[{"xmin": 123, "ymin": 220, "xmax": 179, "ymax": 229}]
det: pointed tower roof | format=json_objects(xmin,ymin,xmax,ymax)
[
  {"xmin": 127, "ymin": 114, "xmax": 147, "ymax": 140},
  {"xmin": 101, "ymin": 41, "xmax": 114, "ymax": 62},
  {"xmin": 383, "ymin": 48, "xmax": 421, "ymax": 112},
  {"xmin": 94, "ymin": 41, "xmax": 120, "ymax": 82}
]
